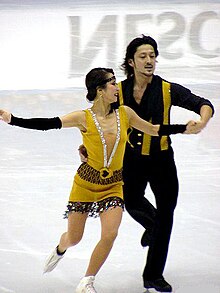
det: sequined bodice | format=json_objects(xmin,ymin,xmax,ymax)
[
  {"xmin": 88, "ymin": 108, "xmax": 120, "ymax": 169},
  {"xmin": 81, "ymin": 106, "xmax": 129, "ymax": 176}
]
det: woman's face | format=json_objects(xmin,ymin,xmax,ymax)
[{"xmin": 101, "ymin": 74, "xmax": 119, "ymax": 103}]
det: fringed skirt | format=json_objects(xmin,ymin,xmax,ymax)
[
  {"xmin": 64, "ymin": 196, "xmax": 124, "ymax": 218},
  {"xmin": 64, "ymin": 163, "xmax": 125, "ymax": 218}
]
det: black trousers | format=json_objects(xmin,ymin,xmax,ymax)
[{"xmin": 123, "ymin": 146, "xmax": 179, "ymax": 280}]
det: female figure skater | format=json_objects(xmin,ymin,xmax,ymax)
[{"xmin": 0, "ymin": 67, "xmax": 188, "ymax": 292}]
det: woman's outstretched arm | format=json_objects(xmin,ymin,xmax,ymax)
[
  {"xmin": 123, "ymin": 105, "xmax": 187, "ymax": 136},
  {"xmin": 0, "ymin": 109, "xmax": 86, "ymax": 131}
]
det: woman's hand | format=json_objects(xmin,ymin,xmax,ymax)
[{"xmin": 0, "ymin": 109, "xmax": 12, "ymax": 124}]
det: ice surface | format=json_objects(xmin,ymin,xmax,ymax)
[{"xmin": 0, "ymin": 1, "xmax": 220, "ymax": 292}]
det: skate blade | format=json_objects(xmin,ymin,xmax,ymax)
[{"xmin": 145, "ymin": 289, "xmax": 173, "ymax": 293}]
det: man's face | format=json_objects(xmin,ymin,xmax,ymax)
[{"xmin": 129, "ymin": 44, "xmax": 157, "ymax": 78}]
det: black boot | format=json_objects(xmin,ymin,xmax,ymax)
[
  {"xmin": 144, "ymin": 277, "xmax": 172, "ymax": 292},
  {"xmin": 141, "ymin": 229, "xmax": 152, "ymax": 247}
]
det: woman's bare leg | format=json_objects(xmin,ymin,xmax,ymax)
[
  {"xmin": 85, "ymin": 206, "xmax": 123, "ymax": 276},
  {"xmin": 44, "ymin": 211, "xmax": 89, "ymax": 274},
  {"xmin": 58, "ymin": 212, "xmax": 88, "ymax": 253}
]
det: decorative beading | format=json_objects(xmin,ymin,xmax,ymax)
[{"xmin": 88, "ymin": 108, "xmax": 121, "ymax": 178}]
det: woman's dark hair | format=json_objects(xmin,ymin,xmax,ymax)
[
  {"xmin": 121, "ymin": 35, "xmax": 159, "ymax": 78},
  {"xmin": 85, "ymin": 67, "xmax": 115, "ymax": 102}
]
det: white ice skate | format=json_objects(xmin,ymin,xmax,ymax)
[
  {"xmin": 75, "ymin": 276, "xmax": 97, "ymax": 293},
  {"xmin": 43, "ymin": 247, "xmax": 64, "ymax": 273}
]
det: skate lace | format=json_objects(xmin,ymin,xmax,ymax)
[{"xmin": 85, "ymin": 282, "xmax": 96, "ymax": 293}]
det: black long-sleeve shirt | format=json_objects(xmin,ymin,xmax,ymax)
[{"xmin": 119, "ymin": 75, "xmax": 214, "ymax": 155}]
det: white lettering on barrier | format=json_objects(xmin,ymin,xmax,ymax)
[
  {"xmin": 68, "ymin": 9, "xmax": 220, "ymax": 79},
  {"xmin": 0, "ymin": 4, "xmax": 220, "ymax": 89}
]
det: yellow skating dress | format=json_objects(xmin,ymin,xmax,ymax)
[{"xmin": 64, "ymin": 106, "xmax": 129, "ymax": 218}]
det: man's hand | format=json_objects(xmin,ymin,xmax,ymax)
[
  {"xmin": 185, "ymin": 120, "xmax": 206, "ymax": 134},
  {"xmin": 78, "ymin": 144, "xmax": 88, "ymax": 163},
  {"xmin": 0, "ymin": 109, "xmax": 12, "ymax": 123}
]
